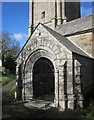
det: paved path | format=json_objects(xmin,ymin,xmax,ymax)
[
  {"xmin": 0, "ymin": 80, "xmax": 15, "ymax": 120},
  {"xmin": 2, "ymin": 101, "xmax": 85, "ymax": 119},
  {"xmin": 1, "ymin": 81, "xmax": 86, "ymax": 119},
  {"xmin": 2, "ymin": 80, "xmax": 15, "ymax": 94}
]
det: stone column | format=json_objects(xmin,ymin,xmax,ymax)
[
  {"xmin": 28, "ymin": 1, "xmax": 34, "ymax": 37},
  {"xmin": 57, "ymin": 0, "xmax": 62, "ymax": 26},
  {"xmin": 22, "ymin": 70, "xmax": 26, "ymax": 101},
  {"xmin": 59, "ymin": 65, "xmax": 66, "ymax": 110},
  {"xmin": 75, "ymin": 60, "xmax": 83, "ymax": 109},
  {"xmin": 61, "ymin": 0, "xmax": 67, "ymax": 24},
  {"xmin": 67, "ymin": 58, "xmax": 74, "ymax": 109},
  {"xmin": 30, "ymin": 71, "xmax": 33, "ymax": 99},
  {"xmin": 54, "ymin": 68, "xmax": 59, "ymax": 107},
  {"xmin": 28, "ymin": 1, "xmax": 32, "ymax": 37},
  {"xmin": 15, "ymin": 66, "xmax": 19, "ymax": 100},
  {"xmin": 16, "ymin": 64, "xmax": 23, "ymax": 100}
]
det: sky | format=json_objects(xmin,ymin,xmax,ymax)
[
  {"xmin": 2, "ymin": 2, "xmax": 29, "ymax": 48},
  {"xmin": 2, "ymin": 1, "xmax": 93, "ymax": 48}
]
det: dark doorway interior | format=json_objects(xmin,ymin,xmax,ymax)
[{"xmin": 33, "ymin": 57, "xmax": 55, "ymax": 101}]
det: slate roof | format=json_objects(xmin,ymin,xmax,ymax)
[
  {"xmin": 17, "ymin": 15, "xmax": 94, "ymax": 59},
  {"xmin": 55, "ymin": 15, "xmax": 94, "ymax": 36},
  {"xmin": 42, "ymin": 23, "xmax": 93, "ymax": 59}
]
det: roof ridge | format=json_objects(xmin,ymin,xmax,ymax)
[{"xmin": 41, "ymin": 23, "xmax": 94, "ymax": 59}]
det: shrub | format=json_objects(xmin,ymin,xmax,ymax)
[
  {"xmin": 86, "ymin": 101, "xmax": 94, "ymax": 120},
  {"xmin": 10, "ymin": 84, "xmax": 16, "ymax": 96}
]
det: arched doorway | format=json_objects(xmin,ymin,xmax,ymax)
[{"xmin": 33, "ymin": 57, "xmax": 55, "ymax": 101}]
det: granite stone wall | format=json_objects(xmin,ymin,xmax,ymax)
[
  {"xmin": 67, "ymin": 32, "xmax": 93, "ymax": 57},
  {"xmin": 16, "ymin": 24, "xmax": 76, "ymax": 110}
]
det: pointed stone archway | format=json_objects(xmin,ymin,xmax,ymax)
[{"xmin": 33, "ymin": 57, "xmax": 55, "ymax": 101}]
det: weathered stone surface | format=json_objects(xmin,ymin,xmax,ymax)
[
  {"xmin": 55, "ymin": 15, "xmax": 93, "ymax": 36},
  {"xmin": 67, "ymin": 32, "xmax": 93, "ymax": 57},
  {"xmin": 16, "ymin": 1, "xmax": 94, "ymax": 111}
]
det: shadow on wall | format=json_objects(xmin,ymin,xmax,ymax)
[
  {"xmin": 65, "ymin": 2, "xmax": 80, "ymax": 22},
  {"xmin": 73, "ymin": 53, "xmax": 94, "ymax": 108}
]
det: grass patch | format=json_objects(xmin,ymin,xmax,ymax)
[
  {"xmin": 0, "ymin": 66, "xmax": 15, "ymax": 86},
  {"xmin": 85, "ymin": 101, "xmax": 94, "ymax": 120},
  {"xmin": 0, "ymin": 66, "xmax": 5, "ymax": 72},
  {"xmin": 2, "ymin": 75, "xmax": 14, "ymax": 86}
]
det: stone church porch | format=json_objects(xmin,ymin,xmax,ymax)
[{"xmin": 16, "ymin": 23, "xmax": 94, "ymax": 111}]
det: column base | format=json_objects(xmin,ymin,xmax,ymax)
[
  {"xmin": 57, "ymin": 18, "xmax": 62, "ymax": 26},
  {"xmin": 59, "ymin": 100, "xmax": 66, "ymax": 110},
  {"xmin": 67, "ymin": 94, "xmax": 75, "ymax": 110},
  {"xmin": 62, "ymin": 17, "xmax": 67, "ymax": 24}
]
